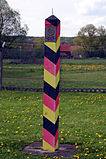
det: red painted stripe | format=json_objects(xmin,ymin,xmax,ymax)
[
  {"xmin": 43, "ymin": 93, "xmax": 59, "ymax": 112},
  {"xmin": 44, "ymin": 56, "xmax": 56, "ymax": 76},
  {"xmin": 45, "ymin": 20, "xmax": 54, "ymax": 26},
  {"xmin": 56, "ymin": 22, "xmax": 60, "ymax": 40},
  {"xmin": 44, "ymin": 57, "xmax": 60, "ymax": 76},
  {"xmin": 43, "ymin": 128, "xmax": 59, "ymax": 148}
]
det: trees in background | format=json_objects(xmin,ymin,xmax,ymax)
[
  {"xmin": 74, "ymin": 24, "xmax": 106, "ymax": 58},
  {"xmin": 33, "ymin": 38, "xmax": 44, "ymax": 58},
  {"xmin": 0, "ymin": 0, "xmax": 28, "ymax": 48},
  {"xmin": 1, "ymin": 1, "xmax": 106, "ymax": 60}
]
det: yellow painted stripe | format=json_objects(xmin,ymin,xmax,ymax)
[
  {"xmin": 56, "ymin": 35, "xmax": 60, "ymax": 52},
  {"xmin": 55, "ymin": 140, "xmax": 58, "ymax": 150},
  {"xmin": 45, "ymin": 35, "xmax": 60, "ymax": 53},
  {"xmin": 43, "ymin": 104, "xmax": 59, "ymax": 124},
  {"xmin": 43, "ymin": 140, "xmax": 58, "ymax": 152},
  {"xmin": 56, "ymin": 70, "xmax": 60, "ymax": 87},
  {"xmin": 44, "ymin": 69, "xmax": 60, "ymax": 89}
]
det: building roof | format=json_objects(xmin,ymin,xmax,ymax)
[
  {"xmin": 71, "ymin": 45, "xmax": 80, "ymax": 49},
  {"xmin": 60, "ymin": 43, "xmax": 81, "ymax": 52},
  {"xmin": 60, "ymin": 44, "xmax": 71, "ymax": 51}
]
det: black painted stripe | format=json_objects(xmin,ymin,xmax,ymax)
[
  {"xmin": 44, "ymin": 81, "xmax": 59, "ymax": 100},
  {"xmin": 43, "ymin": 116, "xmax": 59, "ymax": 136},
  {"xmin": 44, "ymin": 45, "xmax": 60, "ymax": 65},
  {"xmin": 46, "ymin": 16, "xmax": 60, "ymax": 27}
]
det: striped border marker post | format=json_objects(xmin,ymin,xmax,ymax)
[{"xmin": 43, "ymin": 15, "xmax": 60, "ymax": 152}]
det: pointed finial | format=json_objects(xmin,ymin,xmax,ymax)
[{"xmin": 52, "ymin": 8, "xmax": 53, "ymax": 15}]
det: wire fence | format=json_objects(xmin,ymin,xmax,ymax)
[{"xmin": 2, "ymin": 49, "xmax": 106, "ymax": 91}]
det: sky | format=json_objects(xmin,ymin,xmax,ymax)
[{"xmin": 7, "ymin": 0, "xmax": 106, "ymax": 37}]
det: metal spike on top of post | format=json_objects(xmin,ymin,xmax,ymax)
[{"xmin": 43, "ymin": 14, "xmax": 60, "ymax": 151}]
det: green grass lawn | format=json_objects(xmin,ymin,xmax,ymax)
[
  {"xmin": 60, "ymin": 58, "xmax": 106, "ymax": 65},
  {"xmin": 60, "ymin": 71, "xmax": 106, "ymax": 88},
  {"xmin": 0, "ymin": 90, "xmax": 106, "ymax": 159},
  {"xmin": 2, "ymin": 59, "xmax": 106, "ymax": 89}
]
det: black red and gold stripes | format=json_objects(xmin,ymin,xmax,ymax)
[{"xmin": 43, "ymin": 15, "xmax": 60, "ymax": 151}]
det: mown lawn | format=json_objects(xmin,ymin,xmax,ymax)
[
  {"xmin": 0, "ymin": 90, "xmax": 106, "ymax": 159},
  {"xmin": 2, "ymin": 59, "xmax": 106, "ymax": 89},
  {"xmin": 60, "ymin": 58, "xmax": 106, "ymax": 65}
]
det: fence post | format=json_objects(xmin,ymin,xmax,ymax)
[
  {"xmin": 0, "ymin": 48, "xmax": 2, "ymax": 89},
  {"xmin": 43, "ymin": 15, "xmax": 60, "ymax": 151}
]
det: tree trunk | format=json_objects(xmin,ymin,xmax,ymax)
[{"xmin": 0, "ymin": 48, "xmax": 2, "ymax": 89}]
